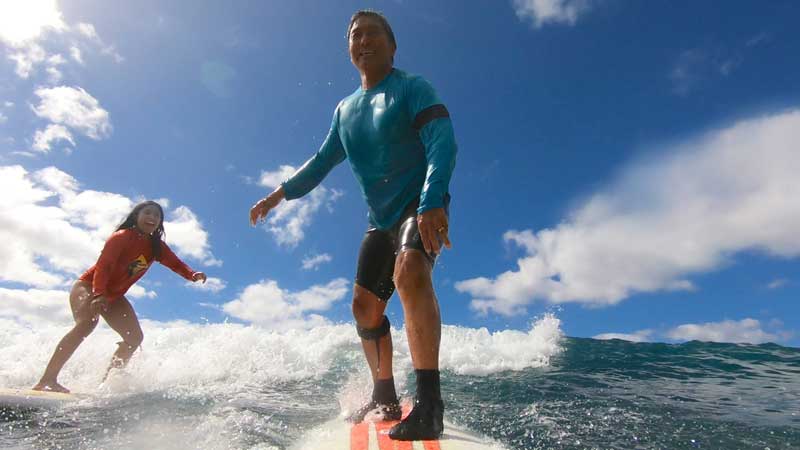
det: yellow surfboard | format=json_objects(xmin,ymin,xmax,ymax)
[{"xmin": 0, "ymin": 388, "xmax": 84, "ymax": 408}]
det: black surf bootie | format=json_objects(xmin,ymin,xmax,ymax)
[
  {"xmin": 346, "ymin": 399, "xmax": 402, "ymax": 424},
  {"xmin": 388, "ymin": 398, "xmax": 444, "ymax": 441}
]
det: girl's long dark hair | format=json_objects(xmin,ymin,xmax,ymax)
[{"xmin": 116, "ymin": 200, "xmax": 165, "ymax": 260}]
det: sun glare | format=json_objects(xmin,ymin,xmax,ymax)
[{"xmin": 0, "ymin": 0, "xmax": 66, "ymax": 47}]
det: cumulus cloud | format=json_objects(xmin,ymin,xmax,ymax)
[
  {"xmin": 128, "ymin": 284, "xmax": 157, "ymax": 299},
  {"xmin": 32, "ymin": 86, "xmax": 112, "ymax": 140},
  {"xmin": 7, "ymin": 43, "xmax": 47, "ymax": 78},
  {"xmin": 186, "ymin": 276, "xmax": 227, "ymax": 293},
  {"xmin": 666, "ymin": 318, "xmax": 785, "ymax": 344},
  {"xmin": 594, "ymin": 330, "xmax": 653, "ymax": 343},
  {"xmin": 258, "ymin": 165, "xmax": 343, "ymax": 247},
  {"xmin": 32, "ymin": 124, "xmax": 74, "ymax": 152},
  {"xmin": 0, "ymin": 287, "xmax": 72, "ymax": 326},
  {"xmin": 69, "ymin": 46, "xmax": 83, "ymax": 64},
  {"xmin": 1, "ymin": 1, "xmax": 122, "ymax": 81},
  {"xmin": 0, "ymin": 1, "xmax": 65, "ymax": 79},
  {"xmin": 165, "ymin": 206, "xmax": 222, "ymax": 267},
  {"xmin": 457, "ymin": 110, "xmax": 800, "ymax": 316},
  {"xmin": 75, "ymin": 23, "xmax": 98, "ymax": 40},
  {"xmin": 0, "ymin": 165, "xmax": 219, "ymax": 296},
  {"xmin": 302, "ymin": 253, "xmax": 333, "ymax": 270},
  {"xmin": 512, "ymin": 0, "xmax": 594, "ymax": 28},
  {"xmin": 0, "ymin": 0, "xmax": 66, "ymax": 48},
  {"xmin": 222, "ymin": 278, "xmax": 349, "ymax": 330}
]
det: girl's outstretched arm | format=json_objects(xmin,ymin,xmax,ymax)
[{"xmin": 157, "ymin": 241, "xmax": 198, "ymax": 281}]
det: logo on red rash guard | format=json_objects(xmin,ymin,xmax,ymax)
[{"xmin": 127, "ymin": 255, "xmax": 149, "ymax": 277}]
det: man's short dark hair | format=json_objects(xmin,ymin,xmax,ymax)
[{"xmin": 346, "ymin": 10, "xmax": 396, "ymax": 48}]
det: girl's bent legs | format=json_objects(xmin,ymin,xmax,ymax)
[
  {"xmin": 33, "ymin": 281, "xmax": 99, "ymax": 393},
  {"xmin": 100, "ymin": 296, "xmax": 143, "ymax": 380}
]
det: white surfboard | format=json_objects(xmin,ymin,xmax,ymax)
[
  {"xmin": 292, "ymin": 404, "xmax": 508, "ymax": 450},
  {"xmin": 0, "ymin": 388, "xmax": 84, "ymax": 409}
]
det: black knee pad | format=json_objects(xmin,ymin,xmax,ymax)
[{"xmin": 357, "ymin": 316, "xmax": 391, "ymax": 341}]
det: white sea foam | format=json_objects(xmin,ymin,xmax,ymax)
[
  {"xmin": 1, "ymin": 314, "xmax": 563, "ymax": 394},
  {"xmin": 1, "ymin": 315, "xmax": 562, "ymax": 450}
]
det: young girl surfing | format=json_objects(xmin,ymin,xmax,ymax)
[{"xmin": 32, "ymin": 201, "xmax": 207, "ymax": 393}]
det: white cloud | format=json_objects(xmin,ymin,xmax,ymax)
[
  {"xmin": 165, "ymin": 206, "xmax": 222, "ymax": 267},
  {"xmin": 0, "ymin": 165, "xmax": 220, "ymax": 297},
  {"xmin": 0, "ymin": 287, "xmax": 72, "ymax": 325},
  {"xmin": 302, "ymin": 253, "xmax": 333, "ymax": 270},
  {"xmin": 69, "ymin": 46, "xmax": 83, "ymax": 64},
  {"xmin": 128, "ymin": 284, "xmax": 157, "ymax": 299},
  {"xmin": 45, "ymin": 66, "xmax": 62, "ymax": 83},
  {"xmin": 7, "ymin": 43, "xmax": 47, "ymax": 78},
  {"xmin": 0, "ymin": 112, "xmax": 7, "ymax": 124},
  {"xmin": 512, "ymin": 0, "xmax": 594, "ymax": 28},
  {"xmin": 32, "ymin": 86, "xmax": 112, "ymax": 140},
  {"xmin": 1, "ymin": 1, "xmax": 121, "ymax": 84},
  {"xmin": 222, "ymin": 278, "xmax": 349, "ymax": 330},
  {"xmin": 457, "ymin": 110, "xmax": 800, "ymax": 316},
  {"xmin": 594, "ymin": 330, "xmax": 653, "ymax": 343},
  {"xmin": 259, "ymin": 165, "xmax": 296, "ymax": 188},
  {"xmin": 47, "ymin": 54, "xmax": 66, "ymax": 65},
  {"xmin": 32, "ymin": 123, "xmax": 74, "ymax": 152},
  {"xmin": 766, "ymin": 278, "xmax": 788, "ymax": 290},
  {"xmin": 258, "ymin": 165, "xmax": 343, "ymax": 247},
  {"xmin": 100, "ymin": 45, "xmax": 124, "ymax": 64},
  {"xmin": 666, "ymin": 318, "xmax": 782, "ymax": 344},
  {"xmin": 75, "ymin": 23, "xmax": 98, "ymax": 40},
  {"xmin": 186, "ymin": 276, "xmax": 227, "ymax": 293},
  {"xmin": 0, "ymin": 0, "xmax": 66, "ymax": 47}
]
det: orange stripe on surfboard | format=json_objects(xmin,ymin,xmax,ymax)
[
  {"xmin": 350, "ymin": 422, "xmax": 369, "ymax": 450},
  {"xmin": 422, "ymin": 440, "xmax": 442, "ymax": 450}
]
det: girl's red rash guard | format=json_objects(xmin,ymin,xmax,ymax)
[{"xmin": 79, "ymin": 228, "xmax": 195, "ymax": 301}]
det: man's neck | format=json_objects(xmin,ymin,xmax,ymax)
[{"xmin": 361, "ymin": 65, "xmax": 393, "ymax": 90}]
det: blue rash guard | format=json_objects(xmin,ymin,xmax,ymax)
[{"xmin": 281, "ymin": 68, "xmax": 457, "ymax": 230}]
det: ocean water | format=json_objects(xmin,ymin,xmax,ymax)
[{"xmin": 1, "ymin": 315, "xmax": 798, "ymax": 450}]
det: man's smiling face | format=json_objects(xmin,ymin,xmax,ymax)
[{"xmin": 348, "ymin": 16, "xmax": 395, "ymax": 76}]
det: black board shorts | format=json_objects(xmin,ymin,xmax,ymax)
[{"xmin": 355, "ymin": 196, "xmax": 449, "ymax": 302}]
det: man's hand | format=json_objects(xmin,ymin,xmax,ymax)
[
  {"xmin": 250, "ymin": 187, "xmax": 286, "ymax": 226},
  {"xmin": 417, "ymin": 207, "xmax": 451, "ymax": 256},
  {"xmin": 192, "ymin": 272, "xmax": 207, "ymax": 283}
]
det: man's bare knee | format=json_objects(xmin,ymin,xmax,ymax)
[
  {"xmin": 394, "ymin": 251, "xmax": 432, "ymax": 298},
  {"xmin": 352, "ymin": 288, "xmax": 385, "ymax": 328}
]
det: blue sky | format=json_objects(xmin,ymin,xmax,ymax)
[{"xmin": 1, "ymin": 0, "xmax": 799, "ymax": 346}]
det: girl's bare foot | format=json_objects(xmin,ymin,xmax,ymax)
[{"xmin": 32, "ymin": 381, "xmax": 70, "ymax": 393}]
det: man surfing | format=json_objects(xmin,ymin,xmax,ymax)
[{"xmin": 250, "ymin": 10, "xmax": 457, "ymax": 441}]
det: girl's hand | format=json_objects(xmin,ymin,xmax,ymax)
[
  {"xmin": 90, "ymin": 296, "xmax": 109, "ymax": 315},
  {"xmin": 192, "ymin": 272, "xmax": 207, "ymax": 283}
]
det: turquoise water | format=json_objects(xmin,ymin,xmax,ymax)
[
  {"xmin": 1, "ymin": 318, "xmax": 798, "ymax": 449},
  {"xmin": 448, "ymin": 338, "xmax": 800, "ymax": 449}
]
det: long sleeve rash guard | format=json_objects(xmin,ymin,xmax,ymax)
[
  {"xmin": 281, "ymin": 69, "xmax": 458, "ymax": 230},
  {"xmin": 79, "ymin": 228, "xmax": 196, "ymax": 301}
]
